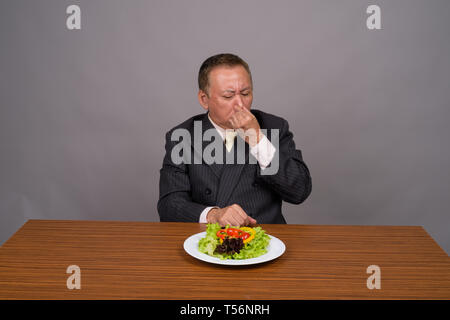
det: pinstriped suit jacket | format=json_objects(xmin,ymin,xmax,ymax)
[{"xmin": 157, "ymin": 109, "xmax": 312, "ymax": 224}]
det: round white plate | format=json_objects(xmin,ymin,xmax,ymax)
[{"xmin": 183, "ymin": 231, "xmax": 286, "ymax": 266}]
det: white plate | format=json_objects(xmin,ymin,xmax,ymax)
[{"xmin": 183, "ymin": 231, "xmax": 286, "ymax": 266}]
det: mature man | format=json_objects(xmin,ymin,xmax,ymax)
[{"xmin": 158, "ymin": 53, "xmax": 311, "ymax": 226}]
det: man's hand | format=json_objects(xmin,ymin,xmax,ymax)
[
  {"xmin": 207, "ymin": 204, "xmax": 257, "ymax": 227},
  {"xmin": 228, "ymin": 106, "xmax": 262, "ymax": 147}
]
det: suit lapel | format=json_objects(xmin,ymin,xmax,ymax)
[{"xmin": 191, "ymin": 112, "xmax": 223, "ymax": 179}]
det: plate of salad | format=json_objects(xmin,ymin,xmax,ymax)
[{"xmin": 183, "ymin": 223, "xmax": 286, "ymax": 265}]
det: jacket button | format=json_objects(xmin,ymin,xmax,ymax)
[
  {"xmin": 205, "ymin": 188, "xmax": 212, "ymax": 195},
  {"xmin": 252, "ymin": 182, "xmax": 258, "ymax": 187}
]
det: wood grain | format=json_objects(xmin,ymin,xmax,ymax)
[{"xmin": 0, "ymin": 220, "xmax": 449, "ymax": 299}]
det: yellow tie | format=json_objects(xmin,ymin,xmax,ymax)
[{"xmin": 225, "ymin": 130, "xmax": 237, "ymax": 152}]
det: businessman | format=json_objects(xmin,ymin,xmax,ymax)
[{"xmin": 158, "ymin": 53, "xmax": 311, "ymax": 226}]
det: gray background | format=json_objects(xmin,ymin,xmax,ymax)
[{"xmin": 1, "ymin": 0, "xmax": 449, "ymax": 254}]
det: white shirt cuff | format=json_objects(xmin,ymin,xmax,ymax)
[
  {"xmin": 249, "ymin": 134, "xmax": 276, "ymax": 169},
  {"xmin": 199, "ymin": 206, "xmax": 219, "ymax": 223}
]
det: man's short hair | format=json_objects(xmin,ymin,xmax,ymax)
[{"xmin": 198, "ymin": 53, "xmax": 253, "ymax": 95}]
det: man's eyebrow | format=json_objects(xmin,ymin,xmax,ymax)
[{"xmin": 222, "ymin": 87, "xmax": 251, "ymax": 93}]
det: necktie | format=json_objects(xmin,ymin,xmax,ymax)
[{"xmin": 225, "ymin": 130, "xmax": 237, "ymax": 152}]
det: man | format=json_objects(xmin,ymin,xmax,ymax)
[{"xmin": 158, "ymin": 53, "xmax": 311, "ymax": 226}]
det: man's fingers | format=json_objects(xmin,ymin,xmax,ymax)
[
  {"xmin": 229, "ymin": 114, "xmax": 242, "ymax": 129},
  {"xmin": 248, "ymin": 216, "xmax": 258, "ymax": 227},
  {"xmin": 241, "ymin": 106, "xmax": 252, "ymax": 115},
  {"xmin": 231, "ymin": 204, "xmax": 257, "ymax": 227},
  {"xmin": 229, "ymin": 106, "xmax": 247, "ymax": 128},
  {"xmin": 218, "ymin": 207, "xmax": 241, "ymax": 226},
  {"xmin": 218, "ymin": 206, "xmax": 258, "ymax": 227},
  {"xmin": 218, "ymin": 215, "xmax": 238, "ymax": 227},
  {"xmin": 231, "ymin": 204, "xmax": 247, "ymax": 218},
  {"xmin": 230, "ymin": 206, "xmax": 246, "ymax": 226},
  {"xmin": 217, "ymin": 204, "xmax": 258, "ymax": 227},
  {"xmin": 239, "ymin": 106, "xmax": 254, "ymax": 120},
  {"xmin": 228, "ymin": 117, "xmax": 236, "ymax": 129},
  {"xmin": 219, "ymin": 206, "xmax": 242, "ymax": 227},
  {"xmin": 243, "ymin": 215, "xmax": 257, "ymax": 227}
]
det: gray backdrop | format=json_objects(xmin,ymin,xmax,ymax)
[{"xmin": 1, "ymin": 0, "xmax": 449, "ymax": 254}]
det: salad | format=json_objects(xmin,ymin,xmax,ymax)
[{"xmin": 198, "ymin": 223, "xmax": 271, "ymax": 260}]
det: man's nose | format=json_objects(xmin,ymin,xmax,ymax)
[{"xmin": 234, "ymin": 94, "xmax": 244, "ymax": 108}]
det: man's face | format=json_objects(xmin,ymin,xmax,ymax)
[{"xmin": 198, "ymin": 65, "xmax": 253, "ymax": 129}]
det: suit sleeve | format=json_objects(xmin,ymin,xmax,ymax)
[
  {"xmin": 157, "ymin": 131, "xmax": 208, "ymax": 222},
  {"xmin": 256, "ymin": 119, "xmax": 312, "ymax": 204}
]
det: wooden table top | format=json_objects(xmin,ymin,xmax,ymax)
[{"xmin": 0, "ymin": 220, "xmax": 449, "ymax": 299}]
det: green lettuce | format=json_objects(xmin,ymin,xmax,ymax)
[{"xmin": 198, "ymin": 223, "xmax": 271, "ymax": 260}]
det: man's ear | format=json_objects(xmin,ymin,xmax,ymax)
[{"xmin": 198, "ymin": 90, "xmax": 209, "ymax": 110}]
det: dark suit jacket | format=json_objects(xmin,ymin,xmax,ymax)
[{"xmin": 157, "ymin": 109, "xmax": 312, "ymax": 224}]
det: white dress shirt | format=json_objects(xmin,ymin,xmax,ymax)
[{"xmin": 198, "ymin": 113, "xmax": 276, "ymax": 223}]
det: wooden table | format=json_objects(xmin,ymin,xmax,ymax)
[{"xmin": 0, "ymin": 220, "xmax": 449, "ymax": 299}]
